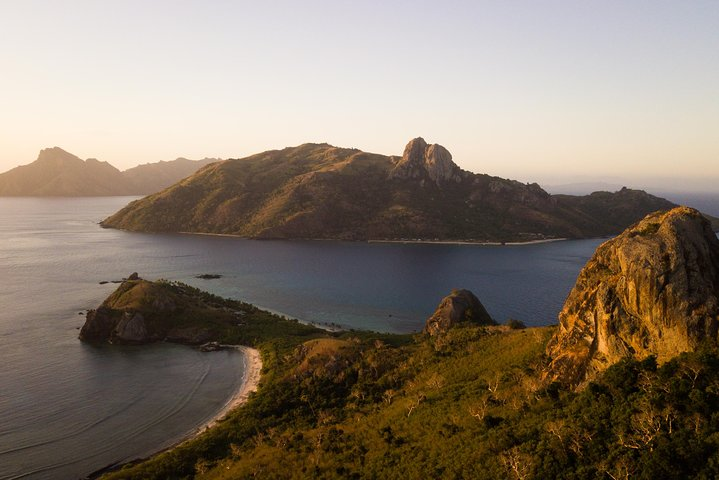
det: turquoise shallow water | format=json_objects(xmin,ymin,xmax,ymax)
[{"xmin": 0, "ymin": 196, "xmax": 607, "ymax": 478}]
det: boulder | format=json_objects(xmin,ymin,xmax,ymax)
[
  {"xmin": 389, "ymin": 137, "xmax": 464, "ymax": 185},
  {"xmin": 544, "ymin": 207, "xmax": 719, "ymax": 386},
  {"xmin": 424, "ymin": 289, "xmax": 495, "ymax": 336}
]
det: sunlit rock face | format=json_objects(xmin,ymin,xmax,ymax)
[
  {"xmin": 544, "ymin": 207, "xmax": 719, "ymax": 386},
  {"xmin": 424, "ymin": 289, "xmax": 496, "ymax": 336},
  {"xmin": 390, "ymin": 137, "xmax": 464, "ymax": 185}
]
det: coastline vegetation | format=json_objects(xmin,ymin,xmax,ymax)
[{"xmin": 99, "ymin": 310, "xmax": 719, "ymax": 479}]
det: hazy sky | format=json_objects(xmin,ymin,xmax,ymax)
[{"xmin": 1, "ymin": 1, "xmax": 717, "ymax": 191}]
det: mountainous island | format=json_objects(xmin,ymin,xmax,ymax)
[
  {"xmin": 0, "ymin": 147, "xmax": 219, "ymax": 196},
  {"xmin": 87, "ymin": 207, "xmax": 719, "ymax": 479},
  {"xmin": 101, "ymin": 137, "xmax": 696, "ymax": 242}
]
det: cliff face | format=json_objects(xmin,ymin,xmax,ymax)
[
  {"xmin": 101, "ymin": 138, "xmax": 680, "ymax": 242},
  {"xmin": 424, "ymin": 289, "xmax": 495, "ymax": 335},
  {"xmin": 544, "ymin": 207, "xmax": 719, "ymax": 386}
]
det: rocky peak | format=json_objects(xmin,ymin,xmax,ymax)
[
  {"xmin": 424, "ymin": 289, "xmax": 496, "ymax": 336},
  {"xmin": 544, "ymin": 207, "xmax": 719, "ymax": 386},
  {"xmin": 36, "ymin": 147, "xmax": 84, "ymax": 167},
  {"xmin": 390, "ymin": 137, "xmax": 463, "ymax": 185}
]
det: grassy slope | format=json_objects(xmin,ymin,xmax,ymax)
[{"xmin": 102, "ymin": 317, "xmax": 719, "ymax": 480}]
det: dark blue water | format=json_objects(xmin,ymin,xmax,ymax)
[
  {"xmin": 131, "ymin": 233, "xmax": 602, "ymax": 332},
  {"xmin": 0, "ymin": 196, "xmax": 604, "ymax": 478}
]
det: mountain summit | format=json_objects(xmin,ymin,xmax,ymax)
[{"xmin": 101, "ymin": 138, "xmax": 682, "ymax": 242}]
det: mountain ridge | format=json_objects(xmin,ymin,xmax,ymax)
[
  {"xmin": 0, "ymin": 147, "xmax": 220, "ymax": 196},
  {"xmin": 101, "ymin": 138, "xmax": 690, "ymax": 242}
]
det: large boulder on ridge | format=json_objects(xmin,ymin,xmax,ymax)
[
  {"xmin": 544, "ymin": 207, "xmax": 719, "ymax": 386},
  {"xmin": 424, "ymin": 289, "xmax": 496, "ymax": 336},
  {"xmin": 389, "ymin": 137, "xmax": 464, "ymax": 185}
]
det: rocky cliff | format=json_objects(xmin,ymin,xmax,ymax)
[
  {"xmin": 424, "ymin": 289, "xmax": 495, "ymax": 335},
  {"xmin": 544, "ymin": 207, "xmax": 719, "ymax": 386},
  {"xmin": 100, "ymin": 138, "xmax": 682, "ymax": 242}
]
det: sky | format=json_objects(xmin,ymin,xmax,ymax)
[{"xmin": 1, "ymin": 1, "xmax": 717, "ymax": 192}]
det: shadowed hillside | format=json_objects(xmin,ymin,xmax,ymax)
[{"xmin": 0, "ymin": 147, "xmax": 220, "ymax": 196}]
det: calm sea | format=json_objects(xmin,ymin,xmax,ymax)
[{"xmin": 0, "ymin": 196, "xmax": 606, "ymax": 478}]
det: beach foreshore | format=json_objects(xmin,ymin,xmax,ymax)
[{"xmin": 195, "ymin": 345, "xmax": 262, "ymax": 433}]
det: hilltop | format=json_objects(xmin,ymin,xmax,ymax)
[
  {"xmin": 0, "ymin": 147, "xmax": 219, "ymax": 196},
  {"xmin": 101, "ymin": 138, "xmax": 681, "ymax": 242}
]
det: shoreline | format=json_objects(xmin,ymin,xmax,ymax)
[
  {"xmin": 193, "ymin": 345, "xmax": 262, "ymax": 434},
  {"xmin": 367, "ymin": 238, "xmax": 567, "ymax": 246},
  {"xmin": 86, "ymin": 345, "xmax": 262, "ymax": 479},
  {"xmin": 178, "ymin": 230, "xmax": 568, "ymax": 246}
]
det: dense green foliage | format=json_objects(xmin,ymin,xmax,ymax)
[{"xmin": 101, "ymin": 320, "xmax": 719, "ymax": 480}]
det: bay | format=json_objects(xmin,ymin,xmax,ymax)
[{"xmin": 0, "ymin": 196, "xmax": 603, "ymax": 478}]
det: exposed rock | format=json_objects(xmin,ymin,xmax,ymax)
[
  {"xmin": 424, "ymin": 289, "xmax": 495, "ymax": 336},
  {"xmin": 113, "ymin": 312, "xmax": 149, "ymax": 343},
  {"xmin": 389, "ymin": 137, "xmax": 464, "ymax": 185},
  {"xmin": 127, "ymin": 272, "xmax": 139, "ymax": 281},
  {"xmin": 79, "ymin": 306, "xmax": 117, "ymax": 342},
  {"xmin": 544, "ymin": 207, "xmax": 719, "ymax": 386}
]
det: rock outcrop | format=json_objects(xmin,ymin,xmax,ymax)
[
  {"xmin": 424, "ymin": 289, "xmax": 496, "ymax": 335},
  {"xmin": 79, "ymin": 274, "xmax": 218, "ymax": 345},
  {"xmin": 544, "ymin": 207, "xmax": 719, "ymax": 386},
  {"xmin": 389, "ymin": 137, "xmax": 464, "ymax": 185}
]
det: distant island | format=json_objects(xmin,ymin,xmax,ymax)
[
  {"xmin": 0, "ymin": 147, "xmax": 220, "ymax": 196},
  {"xmin": 89, "ymin": 207, "xmax": 719, "ymax": 479},
  {"xmin": 100, "ymin": 137, "xmax": 698, "ymax": 242}
]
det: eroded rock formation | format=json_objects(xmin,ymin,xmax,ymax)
[
  {"xmin": 544, "ymin": 207, "xmax": 719, "ymax": 386},
  {"xmin": 389, "ymin": 137, "xmax": 464, "ymax": 185},
  {"xmin": 424, "ymin": 289, "xmax": 495, "ymax": 336}
]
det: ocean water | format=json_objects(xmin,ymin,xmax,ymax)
[{"xmin": 0, "ymin": 196, "xmax": 606, "ymax": 478}]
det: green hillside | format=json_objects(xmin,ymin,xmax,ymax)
[
  {"xmin": 101, "ymin": 139, "xmax": 679, "ymax": 242},
  {"xmin": 100, "ymin": 322, "xmax": 719, "ymax": 479}
]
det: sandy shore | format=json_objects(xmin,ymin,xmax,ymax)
[
  {"xmin": 179, "ymin": 230, "xmax": 568, "ymax": 246},
  {"xmin": 194, "ymin": 345, "xmax": 262, "ymax": 434},
  {"xmin": 86, "ymin": 345, "xmax": 262, "ymax": 479}
]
